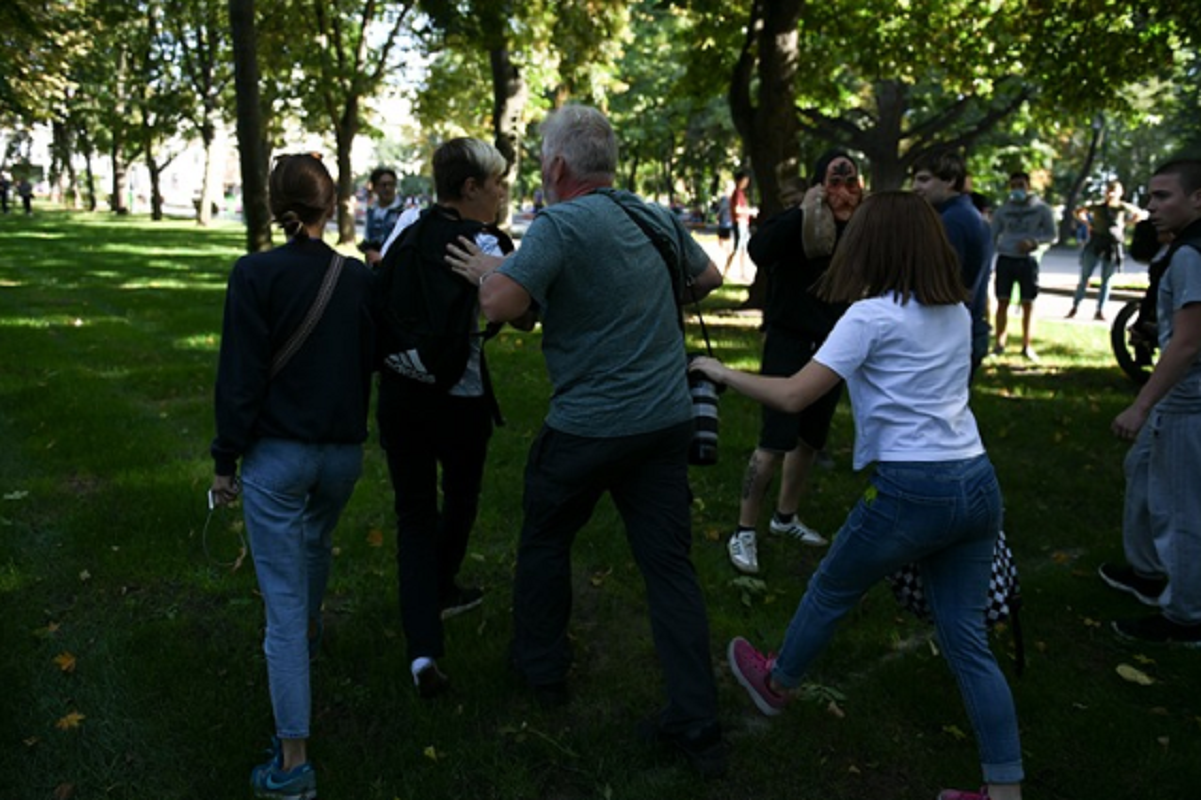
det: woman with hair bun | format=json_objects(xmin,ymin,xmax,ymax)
[{"xmin": 210, "ymin": 153, "xmax": 376, "ymax": 800}]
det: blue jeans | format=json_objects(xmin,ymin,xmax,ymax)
[
  {"xmin": 772, "ymin": 455, "xmax": 1023, "ymax": 784},
  {"xmin": 1073, "ymin": 244, "xmax": 1119, "ymax": 313},
  {"xmin": 241, "ymin": 438, "xmax": 363, "ymax": 740}
]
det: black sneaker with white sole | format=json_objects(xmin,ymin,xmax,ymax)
[
  {"xmin": 1113, "ymin": 614, "xmax": 1201, "ymax": 648},
  {"xmin": 1098, "ymin": 563, "xmax": 1167, "ymax": 606}
]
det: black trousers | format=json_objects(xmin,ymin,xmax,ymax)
[
  {"xmin": 511, "ymin": 421, "xmax": 719, "ymax": 731},
  {"xmin": 378, "ymin": 376, "xmax": 492, "ymax": 662}
]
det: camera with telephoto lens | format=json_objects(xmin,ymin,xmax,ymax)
[{"xmin": 687, "ymin": 354, "xmax": 720, "ymax": 466}]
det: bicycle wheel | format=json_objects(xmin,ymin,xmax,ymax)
[{"xmin": 1110, "ymin": 299, "xmax": 1154, "ymax": 384}]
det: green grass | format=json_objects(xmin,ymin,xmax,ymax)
[{"xmin": 2, "ymin": 210, "xmax": 1198, "ymax": 799}]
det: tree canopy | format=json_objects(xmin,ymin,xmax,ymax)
[{"xmin": 1, "ymin": 0, "xmax": 1197, "ymax": 250}]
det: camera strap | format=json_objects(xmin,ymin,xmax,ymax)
[{"xmin": 595, "ymin": 188, "xmax": 713, "ymax": 357}]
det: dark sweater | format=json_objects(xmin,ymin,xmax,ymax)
[
  {"xmin": 211, "ymin": 237, "xmax": 377, "ymax": 476},
  {"xmin": 751, "ymin": 206, "xmax": 848, "ymax": 339}
]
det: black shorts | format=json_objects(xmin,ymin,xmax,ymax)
[
  {"xmin": 717, "ymin": 225, "xmax": 733, "ymax": 240},
  {"xmin": 994, "ymin": 255, "xmax": 1039, "ymax": 303},
  {"xmin": 758, "ymin": 328, "xmax": 843, "ymax": 452}
]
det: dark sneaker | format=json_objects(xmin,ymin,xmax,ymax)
[
  {"xmin": 1098, "ymin": 563, "xmax": 1166, "ymax": 606},
  {"xmin": 440, "ymin": 585, "xmax": 484, "ymax": 620},
  {"xmin": 638, "ymin": 718, "xmax": 728, "ymax": 779},
  {"xmin": 1113, "ymin": 614, "xmax": 1201, "ymax": 648},
  {"xmin": 414, "ymin": 661, "xmax": 451, "ymax": 698},
  {"xmin": 250, "ymin": 751, "xmax": 316, "ymax": 800},
  {"xmin": 727, "ymin": 636, "xmax": 789, "ymax": 716}
]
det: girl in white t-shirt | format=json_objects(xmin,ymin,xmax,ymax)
[{"xmin": 691, "ymin": 191, "xmax": 1022, "ymax": 800}]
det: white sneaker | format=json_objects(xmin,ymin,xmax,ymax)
[
  {"xmin": 769, "ymin": 517, "xmax": 828, "ymax": 546},
  {"xmin": 727, "ymin": 530, "xmax": 760, "ymax": 574}
]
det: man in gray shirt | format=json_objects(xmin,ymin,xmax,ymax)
[
  {"xmin": 1103, "ymin": 158, "xmax": 1201, "ymax": 648},
  {"xmin": 991, "ymin": 170, "xmax": 1056, "ymax": 361},
  {"xmin": 446, "ymin": 104, "xmax": 726, "ymax": 775}
]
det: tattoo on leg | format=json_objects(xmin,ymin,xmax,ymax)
[{"xmin": 741, "ymin": 454, "xmax": 768, "ymax": 502}]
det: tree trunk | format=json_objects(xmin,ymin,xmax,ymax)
[
  {"xmin": 111, "ymin": 48, "xmax": 130, "ymax": 214},
  {"xmin": 148, "ymin": 157, "xmax": 164, "ymax": 220},
  {"xmin": 861, "ymin": 80, "xmax": 908, "ymax": 190},
  {"xmin": 197, "ymin": 119, "xmax": 217, "ymax": 226},
  {"xmin": 728, "ymin": 0, "xmax": 804, "ymax": 308},
  {"xmin": 334, "ymin": 115, "xmax": 357, "ymax": 245},
  {"xmin": 229, "ymin": 0, "xmax": 272, "ymax": 252},
  {"xmin": 490, "ymin": 46, "xmax": 526, "ymax": 225},
  {"xmin": 1060, "ymin": 119, "xmax": 1103, "ymax": 242},
  {"xmin": 81, "ymin": 133, "xmax": 97, "ymax": 212}
]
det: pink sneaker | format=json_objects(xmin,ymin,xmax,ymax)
[
  {"xmin": 938, "ymin": 789, "xmax": 990, "ymax": 800},
  {"xmin": 727, "ymin": 636, "xmax": 789, "ymax": 716}
]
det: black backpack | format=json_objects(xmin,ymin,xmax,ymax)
[{"xmin": 376, "ymin": 206, "xmax": 512, "ymax": 391}]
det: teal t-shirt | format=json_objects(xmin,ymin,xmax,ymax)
[{"xmin": 500, "ymin": 191, "xmax": 711, "ymax": 437}]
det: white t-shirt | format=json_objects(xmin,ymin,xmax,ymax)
[
  {"xmin": 814, "ymin": 293, "xmax": 984, "ymax": 470},
  {"xmin": 379, "ymin": 205, "xmax": 422, "ymax": 257}
]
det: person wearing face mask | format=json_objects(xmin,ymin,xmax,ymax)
[
  {"xmin": 990, "ymin": 171, "xmax": 1057, "ymax": 361},
  {"xmin": 723, "ymin": 151, "xmax": 864, "ymax": 576}
]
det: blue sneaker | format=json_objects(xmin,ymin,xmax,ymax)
[{"xmin": 250, "ymin": 741, "xmax": 317, "ymax": 800}]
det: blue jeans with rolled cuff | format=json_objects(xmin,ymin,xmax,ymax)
[{"xmin": 771, "ymin": 455, "xmax": 1023, "ymax": 785}]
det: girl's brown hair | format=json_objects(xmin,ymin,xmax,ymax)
[
  {"xmin": 269, "ymin": 153, "xmax": 336, "ymax": 238},
  {"xmin": 817, "ymin": 191, "xmax": 968, "ymax": 306}
]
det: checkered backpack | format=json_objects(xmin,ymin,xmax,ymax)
[{"xmin": 886, "ymin": 528, "xmax": 1025, "ymax": 674}]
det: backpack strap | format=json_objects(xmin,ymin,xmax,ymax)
[{"xmin": 270, "ymin": 252, "xmax": 345, "ymax": 379}]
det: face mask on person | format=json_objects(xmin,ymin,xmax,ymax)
[{"xmin": 1009, "ymin": 188, "xmax": 1028, "ymax": 203}]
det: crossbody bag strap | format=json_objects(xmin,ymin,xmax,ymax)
[
  {"xmin": 595, "ymin": 189, "xmax": 714, "ymax": 356},
  {"xmin": 270, "ymin": 252, "xmax": 345, "ymax": 379}
]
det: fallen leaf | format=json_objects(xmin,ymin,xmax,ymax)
[
  {"xmin": 230, "ymin": 545, "xmax": 248, "ymax": 573},
  {"xmin": 589, "ymin": 567, "xmax": 612, "ymax": 587},
  {"xmin": 1116, "ymin": 663, "xmax": 1155, "ymax": 686},
  {"xmin": 942, "ymin": 724, "xmax": 968, "ymax": 741},
  {"xmin": 3, "ymin": 490, "xmax": 29, "ymax": 501},
  {"xmin": 366, "ymin": 528, "xmax": 385, "ymax": 548},
  {"xmin": 1133, "ymin": 654, "xmax": 1156, "ymax": 665},
  {"xmin": 53, "ymin": 783, "xmax": 76, "ymax": 800},
  {"xmin": 704, "ymin": 528, "xmax": 721, "ymax": 542},
  {"xmin": 1082, "ymin": 617, "xmax": 1101, "ymax": 628},
  {"xmin": 826, "ymin": 700, "xmax": 845, "ymax": 719},
  {"xmin": 847, "ymin": 765, "xmax": 861, "ymax": 774},
  {"xmin": 34, "ymin": 622, "xmax": 61, "ymax": 639},
  {"xmin": 53, "ymin": 652, "xmax": 77, "ymax": 673},
  {"xmin": 423, "ymin": 745, "xmax": 439, "ymax": 761},
  {"xmin": 1050, "ymin": 551, "xmax": 1072, "ymax": 564},
  {"xmin": 23, "ymin": 736, "xmax": 39, "ymax": 747},
  {"xmin": 55, "ymin": 711, "xmax": 85, "ymax": 731},
  {"xmin": 78, "ymin": 570, "xmax": 91, "ymax": 583},
  {"xmin": 1157, "ymin": 736, "xmax": 1170, "ymax": 748}
]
